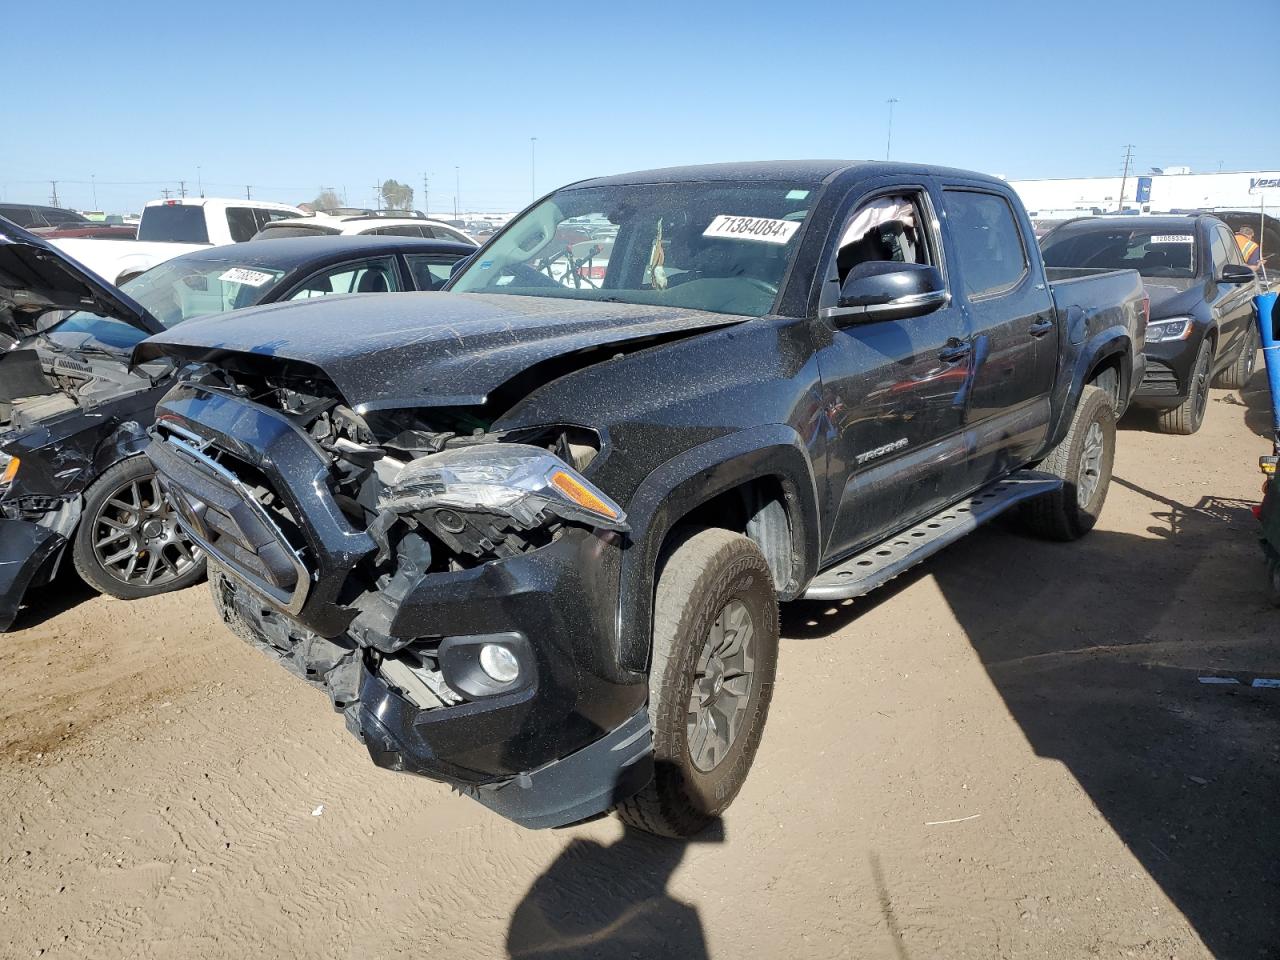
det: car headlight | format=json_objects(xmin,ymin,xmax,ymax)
[
  {"xmin": 381, "ymin": 443, "xmax": 627, "ymax": 532},
  {"xmin": 0, "ymin": 452, "xmax": 18, "ymax": 490},
  {"xmin": 1146, "ymin": 317, "xmax": 1194, "ymax": 343}
]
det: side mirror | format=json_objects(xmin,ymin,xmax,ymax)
[
  {"xmin": 820, "ymin": 261, "xmax": 948, "ymax": 325},
  {"xmin": 449, "ymin": 254, "xmax": 476, "ymax": 279},
  {"xmin": 1219, "ymin": 262, "xmax": 1255, "ymax": 284}
]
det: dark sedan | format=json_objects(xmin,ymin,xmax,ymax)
[
  {"xmin": 1, "ymin": 231, "xmax": 474, "ymax": 630},
  {"xmin": 1041, "ymin": 214, "xmax": 1261, "ymax": 434}
]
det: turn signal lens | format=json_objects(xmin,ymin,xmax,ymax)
[
  {"xmin": 550, "ymin": 469, "xmax": 619, "ymax": 520},
  {"xmin": 0, "ymin": 456, "xmax": 18, "ymax": 486}
]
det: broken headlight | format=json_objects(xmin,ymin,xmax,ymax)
[
  {"xmin": 0, "ymin": 452, "xmax": 18, "ymax": 492},
  {"xmin": 379, "ymin": 443, "xmax": 626, "ymax": 561}
]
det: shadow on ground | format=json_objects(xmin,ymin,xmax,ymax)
[
  {"xmin": 9, "ymin": 561, "xmax": 97, "ymax": 630},
  {"xmin": 506, "ymin": 819, "xmax": 722, "ymax": 959},
  {"xmin": 784, "ymin": 477, "xmax": 1280, "ymax": 958}
]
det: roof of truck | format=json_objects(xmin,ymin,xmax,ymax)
[{"xmin": 573, "ymin": 160, "xmax": 1009, "ymax": 189}]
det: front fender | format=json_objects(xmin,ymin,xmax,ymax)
[{"xmin": 617, "ymin": 423, "xmax": 821, "ymax": 673}]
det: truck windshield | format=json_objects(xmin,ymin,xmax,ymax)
[
  {"xmin": 48, "ymin": 259, "xmax": 286, "ymax": 352},
  {"xmin": 449, "ymin": 181, "xmax": 818, "ymax": 317},
  {"xmin": 1041, "ymin": 225, "xmax": 1197, "ymax": 279},
  {"xmin": 137, "ymin": 205, "xmax": 210, "ymax": 244}
]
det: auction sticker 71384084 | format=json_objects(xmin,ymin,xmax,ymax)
[{"xmin": 703, "ymin": 215, "xmax": 800, "ymax": 245}]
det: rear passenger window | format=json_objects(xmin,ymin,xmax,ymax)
[
  {"xmin": 942, "ymin": 190, "xmax": 1028, "ymax": 297},
  {"xmin": 405, "ymin": 254, "xmax": 463, "ymax": 290}
]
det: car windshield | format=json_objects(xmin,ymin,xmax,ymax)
[
  {"xmin": 48, "ymin": 258, "xmax": 287, "ymax": 351},
  {"xmin": 449, "ymin": 180, "xmax": 819, "ymax": 317},
  {"xmin": 1041, "ymin": 225, "xmax": 1198, "ymax": 279},
  {"xmin": 137, "ymin": 205, "xmax": 210, "ymax": 243}
]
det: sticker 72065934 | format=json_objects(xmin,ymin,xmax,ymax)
[
  {"xmin": 703, "ymin": 215, "xmax": 800, "ymax": 245},
  {"xmin": 1150, "ymin": 234, "xmax": 1193, "ymax": 244}
]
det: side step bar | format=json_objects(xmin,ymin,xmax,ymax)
[{"xmin": 803, "ymin": 470, "xmax": 1062, "ymax": 601}]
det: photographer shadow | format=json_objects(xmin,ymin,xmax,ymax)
[{"xmin": 506, "ymin": 808, "xmax": 721, "ymax": 960}]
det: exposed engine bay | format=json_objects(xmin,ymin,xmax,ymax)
[
  {"xmin": 0, "ymin": 341, "xmax": 152, "ymax": 433},
  {"xmin": 157, "ymin": 359, "xmax": 627, "ymax": 718}
]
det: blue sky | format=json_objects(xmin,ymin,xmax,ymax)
[{"xmin": 5, "ymin": 0, "xmax": 1277, "ymax": 214}]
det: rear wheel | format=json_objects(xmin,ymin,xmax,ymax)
[
  {"xmin": 1157, "ymin": 338, "xmax": 1212, "ymax": 435},
  {"xmin": 1020, "ymin": 384, "xmax": 1115, "ymax": 541},
  {"xmin": 1214, "ymin": 324, "xmax": 1258, "ymax": 390},
  {"xmin": 71, "ymin": 456, "xmax": 206, "ymax": 599},
  {"xmin": 616, "ymin": 528, "xmax": 779, "ymax": 838}
]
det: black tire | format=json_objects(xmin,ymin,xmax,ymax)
[
  {"xmin": 1157, "ymin": 338, "xmax": 1213, "ymax": 435},
  {"xmin": 616, "ymin": 528, "xmax": 779, "ymax": 838},
  {"xmin": 1020, "ymin": 384, "xmax": 1116, "ymax": 542},
  {"xmin": 72, "ymin": 455, "xmax": 206, "ymax": 600},
  {"xmin": 208, "ymin": 562, "xmax": 362, "ymax": 713},
  {"xmin": 1214, "ymin": 324, "xmax": 1258, "ymax": 391}
]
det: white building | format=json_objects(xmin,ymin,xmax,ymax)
[{"xmin": 1009, "ymin": 169, "xmax": 1280, "ymax": 217}]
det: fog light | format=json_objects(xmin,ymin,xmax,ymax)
[{"xmin": 479, "ymin": 644, "xmax": 520, "ymax": 684}]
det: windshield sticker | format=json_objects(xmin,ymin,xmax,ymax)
[
  {"xmin": 218, "ymin": 267, "xmax": 274, "ymax": 287},
  {"xmin": 785, "ymin": 189, "xmax": 810, "ymax": 200},
  {"xmin": 1150, "ymin": 234, "xmax": 1193, "ymax": 244},
  {"xmin": 703, "ymin": 215, "xmax": 800, "ymax": 245}
]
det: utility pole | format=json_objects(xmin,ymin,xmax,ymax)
[
  {"xmin": 885, "ymin": 98, "xmax": 899, "ymax": 161},
  {"xmin": 161, "ymin": 188, "xmax": 172, "ymax": 200},
  {"xmin": 245, "ymin": 185, "xmax": 252, "ymax": 200},
  {"xmin": 178, "ymin": 180, "xmax": 187, "ymax": 199},
  {"xmin": 197, "ymin": 166, "xmax": 203, "ymax": 197},
  {"xmin": 1117, "ymin": 144, "xmax": 1135, "ymax": 212},
  {"xmin": 530, "ymin": 137, "xmax": 537, "ymax": 201},
  {"xmin": 455, "ymin": 166, "xmax": 461, "ymax": 219},
  {"xmin": 91, "ymin": 174, "xmax": 98, "ymax": 209},
  {"xmin": 49, "ymin": 180, "xmax": 60, "ymax": 207},
  {"xmin": 423, "ymin": 173, "xmax": 429, "ymax": 216}
]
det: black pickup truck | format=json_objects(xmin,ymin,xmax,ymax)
[{"xmin": 139, "ymin": 161, "xmax": 1146, "ymax": 837}]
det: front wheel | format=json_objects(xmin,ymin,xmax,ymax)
[
  {"xmin": 1020, "ymin": 384, "xmax": 1116, "ymax": 542},
  {"xmin": 1157, "ymin": 338, "xmax": 1212, "ymax": 435},
  {"xmin": 71, "ymin": 456, "xmax": 206, "ymax": 599},
  {"xmin": 616, "ymin": 528, "xmax": 779, "ymax": 837}
]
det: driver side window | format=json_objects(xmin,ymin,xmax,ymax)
[{"xmin": 835, "ymin": 192, "xmax": 933, "ymax": 287}]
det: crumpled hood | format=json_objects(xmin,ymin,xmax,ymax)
[
  {"xmin": 1142, "ymin": 278, "xmax": 1203, "ymax": 320},
  {"xmin": 134, "ymin": 291, "xmax": 746, "ymax": 410},
  {"xmin": 0, "ymin": 219, "xmax": 161, "ymax": 341}
]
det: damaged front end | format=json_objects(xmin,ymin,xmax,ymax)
[{"xmin": 147, "ymin": 363, "xmax": 653, "ymax": 828}]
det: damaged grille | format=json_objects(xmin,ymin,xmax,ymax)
[{"xmin": 150, "ymin": 422, "xmax": 311, "ymax": 612}]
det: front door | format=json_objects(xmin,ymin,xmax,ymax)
[{"xmin": 815, "ymin": 183, "xmax": 974, "ymax": 563}]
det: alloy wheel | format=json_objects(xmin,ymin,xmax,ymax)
[
  {"xmin": 1077, "ymin": 420, "xmax": 1105, "ymax": 509},
  {"xmin": 92, "ymin": 474, "xmax": 201, "ymax": 588},
  {"xmin": 687, "ymin": 599, "xmax": 756, "ymax": 772}
]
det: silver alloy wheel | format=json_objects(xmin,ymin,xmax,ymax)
[
  {"xmin": 687, "ymin": 598, "xmax": 756, "ymax": 773},
  {"xmin": 1077, "ymin": 420, "xmax": 1105, "ymax": 508},
  {"xmin": 92, "ymin": 474, "xmax": 200, "ymax": 587}
]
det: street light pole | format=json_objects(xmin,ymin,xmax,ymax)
[
  {"xmin": 885, "ymin": 98, "xmax": 899, "ymax": 161},
  {"xmin": 531, "ymin": 137, "xmax": 538, "ymax": 201},
  {"xmin": 455, "ymin": 166, "xmax": 460, "ymax": 220}
]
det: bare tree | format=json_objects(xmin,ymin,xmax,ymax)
[{"xmin": 312, "ymin": 188, "xmax": 343, "ymax": 212}]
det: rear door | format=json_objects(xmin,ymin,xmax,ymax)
[
  {"xmin": 815, "ymin": 179, "xmax": 974, "ymax": 561},
  {"xmin": 939, "ymin": 184, "xmax": 1057, "ymax": 485}
]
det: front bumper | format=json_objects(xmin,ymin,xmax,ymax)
[
  {"xmin": 149, "ymin": 382, "xmax": 652, "ymax": 826},
  {"xmin": 0, "ymin": 518, "xmax": 65, "ymax": 631},
  {"xmin": 1130, "ymin": 331, "xmax": 1202, "ymax": 408}
]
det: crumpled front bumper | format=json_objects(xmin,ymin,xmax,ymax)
[{"xmin": 0, "ymin": 518, "xmax": 65, "ymax": 632}]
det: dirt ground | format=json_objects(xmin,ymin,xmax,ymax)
[{"xmin": 2, "ymin": 370, "xmax": 1278, "ymax": 960}]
